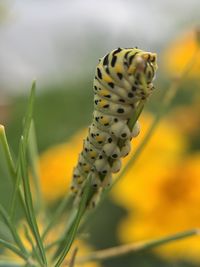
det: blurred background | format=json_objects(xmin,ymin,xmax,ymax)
[{"xmin": 1, "ymin": 0, "xmax": 200, "ymax": 266}]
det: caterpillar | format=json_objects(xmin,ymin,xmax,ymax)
[{"xmin": 70, "ymin": 47, "xmax": 158, "ymax": 206}]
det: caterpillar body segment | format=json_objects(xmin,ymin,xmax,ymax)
[{"xmin": 70, "ymin": 47, "xmax": 157, "ymax": 204}]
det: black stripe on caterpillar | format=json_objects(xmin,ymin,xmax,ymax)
[{"xmin": 70, "ymin": 47, "xmax": 157, "ymax": 205}]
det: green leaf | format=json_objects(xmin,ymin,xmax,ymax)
[
  {"xmin": 0, "ymin": 125, "xmax": 23, "ymax": 216},
  {"xmin": 0, "ymin": 125, "xmax": 15, "ymax": 178},
  {"xmin": 7, "ymin": 82, "xmax": 47, "ymax": 266},
  {"xmin": 20, "ymin": 137, "xmax": 47, "ymax": 266},
  {"xmin": 28, "ymin": 120, "xmax": 42, "ymax": 212},
  {"xmin": 23, "ymin": 224, "xmax": 44, "ymax": 267},
  {"xmin": 0, "ymin": 204, "xmax": 28, "ymax": 256},
  {"xmin": 10, "ymin": 81, "xmax": 36, "ymax": 219},
  {"xmin": 22, "ymin": 81, "xmax": 36, "ymax": 146},
  {"xmin": 42, "ymin": 195, "xmax": 72, "ymax": 240}
]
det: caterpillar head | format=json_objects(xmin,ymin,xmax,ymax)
[{"xmin": 127, "ymin": 49, "xmax": 158, "ymax": 85}]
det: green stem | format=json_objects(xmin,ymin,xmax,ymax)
[
  {"xmin": 54, "ymin": 175, "xmax": 92, "ymax": 267},
  {"xmin": 24, "ymin": 224, "xmax": 44, "ymax": 267},
  {"xmin": 54, "ymin": 208, "xmax": 85, "ymax": 267},
  {"xmin": 0, "ymin": 125, "xmax": 15, "ymax": 177},
  {"xmin": 42, "ymin": 195, "xmax": 72, "ymax": 240},
  {"xmin": 28, "ymin": 120, "xmax": 43, "ymax": 213},
  {"xmin": 20, "ymin": 138, "xmax": 47, "ymax": 266},
  {"xmin": 128, "ymin": 100, "xmax": 145, "ymax": 130},
  {"xmin": 0, "ymin": 125, "xmax": 27, "ymax": 219},
  {"xmin": 9, "ymin": 82, "xmax": 36, "ymax": 219},
  {"xmin": 10, "ymin": 159, "xmax": 27, "ymax": 220},
  {"xmin": 77, "ymin": 229, "xmax": 199, "ymax": 263}
]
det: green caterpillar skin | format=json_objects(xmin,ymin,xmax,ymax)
[{"xmin": 71, "ymin": 47, "xmax": 157, "ymax": 202}]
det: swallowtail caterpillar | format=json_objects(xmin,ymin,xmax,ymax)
[{"xmin": 70, "ymin": 47, "xmax": 158, "ymax": 206}]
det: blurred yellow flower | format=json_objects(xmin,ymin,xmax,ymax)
[
  {"xmin": 170, "ymin": 99, "xmax": 200, "ymax": 138},
  {"xmin": 112, "ymin": 113, "xmax": 186, "ymax": 211},
  {"xmin": 39, "ymin": 129, "xmax": 87, "ymax": 203},
  {"xmin": 163, "ymin": 29, "xmax": 200, "ymax": 78},
  {"xmin": 112, "ymin": 116, "xmax": 200, "ymax": 262}
]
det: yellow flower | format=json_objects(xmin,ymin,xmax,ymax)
[
  {"xmin": 170, "ymin": 99, "xmax": 200, "ymax": 137},
  {"xmin": 112, "ymin": 113, "xmax": 186, "ymax": 211},
  {"xmin": 163, "ymin": 29, "xmax": 200, "ymax": 78},
  {"xmin": 39, "ymin": 129, "xmax": 87, "ymax": 203},
  {"xmin": 112, "ymin": 116, "xmax": 200, "ymax": 262}
]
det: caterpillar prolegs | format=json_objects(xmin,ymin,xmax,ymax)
[{"xmin": 70, "ymin": 47, "xmax": 158, "ymax": 206}]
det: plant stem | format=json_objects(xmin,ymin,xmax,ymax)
[
  {"xmin": 0, "ymin": 125, "xmax": 15, "ymax": 177},
  {"xmin": 28, "ymin": 120, "xmax": 43, "ymax": 212},
  {"xmin": 24, "ymin": 224, "xmax": 44, "ymax": 267},
  {"xmin": 54, "ymin": 175, "xmax": 92, "ymax": 267},
  {"xmin": 20, "ymin": 138, "xmax": 47, "ymax": 266},
  {"xmin": 69, "ymin": 247, "xmax": 78, "ymax": 267},
  {"xmin": 77, "ymin": 229, "xmax": 199, "ymax": 263},
  {"xmin": 42, "ymin": 195, "xmax": 72, "ymax": 240},
  {"xmin": 9, "ymin": 82, "xmax": 36, "ymax": 219},
  {"xmin": 0, "ymin": 125, "xmax": 27, "ymax": 219}
]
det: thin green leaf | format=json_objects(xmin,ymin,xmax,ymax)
[
  {"xmin": 28, "ymin": 120, "xmax": 42, "ymax": 212},
  {"xmin": 23, "ymin": 224, "xmax": 44, "ymax": 267},
  {"xmin": 54, "ymin": 175, "xmax": 92, "ymax": 267},
  {"xmin": 0, "ymin": 205, "xmax": 28, "ymax": 256},
  {"xmin": 42, "ymin": 195, "xmax": 72, "ymax": 240},
  {"xmin": 0, "ymin": 238, "xmax": 27, "ymax": 260},
  {"xmin": 0, "ymin": 125, "xmax": 26, "ymax": 219},
  {"xmin": 0, "ymin": 125, "xmax": 15, "ymax": 178},
  {"xmin": 10, "ymin": 81, "xmax": 36, "ymax": 219},
  {"xmin": 45, "ymin": 207, "xmax": 79, "ymax": 252},
  {"xmin": 9, "ymin": 159, "xmax": 27, "ymax": 219},
  {"xmin": 128, "ymin": 100, "xmax": 145, "ymax": 130},
  {"xmin": 20, "ymin": 138, "xmax": 47, "ymax": 266},
  {"xmin": 23, "ymin": 81, "xmax": 36, "ymax": 146},
  {"xmin": 77, "ymin": 229, "xmax": 199, "ymax": 263}
]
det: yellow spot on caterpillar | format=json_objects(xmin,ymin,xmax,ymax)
[
  {"xmin": 83, "ymin": 165, "xmax": 90, "ymax": 172},
  {"xmin": 115, "ymin": 63, "xmax": 123, "ymax": 73},
  {"xmin": 89, "ymin": 151, "xmax": 97, "ymax": 158},
  {"xmin": 142, "ymin": 53, "xmax": 149, "ymax": 60},
  {"xmin": 101, "ymin": 88, "xmax": 110, "ymax": 96},
  {"xmin": 128, "ymin": 66, "xmax": 136, "ymax": 74},
  {"xmin": 71, "ymin": 188, "xmax": 78, "ymax": 193},
  {"xmin": 103, "ymin": 74, "xmax": 113, "ymax": 83},
  {"xmin": 96, "ymin": 135, "xmax": 104, "ymax": 142},
  {"xmin": 101, "ymin": 117, "xmax": 109, "ymax": 124},
  {"xmin": 77, "ymin": 178, "xmax": 83, "ymax": 184},
  {"xmin": 99, "ymin": 99, "xmax": 108, "ymax": 108}
]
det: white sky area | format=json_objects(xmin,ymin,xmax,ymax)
[{"xmin": 0, "ymin": 0, "xmax": 200, "ymax": 93}]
